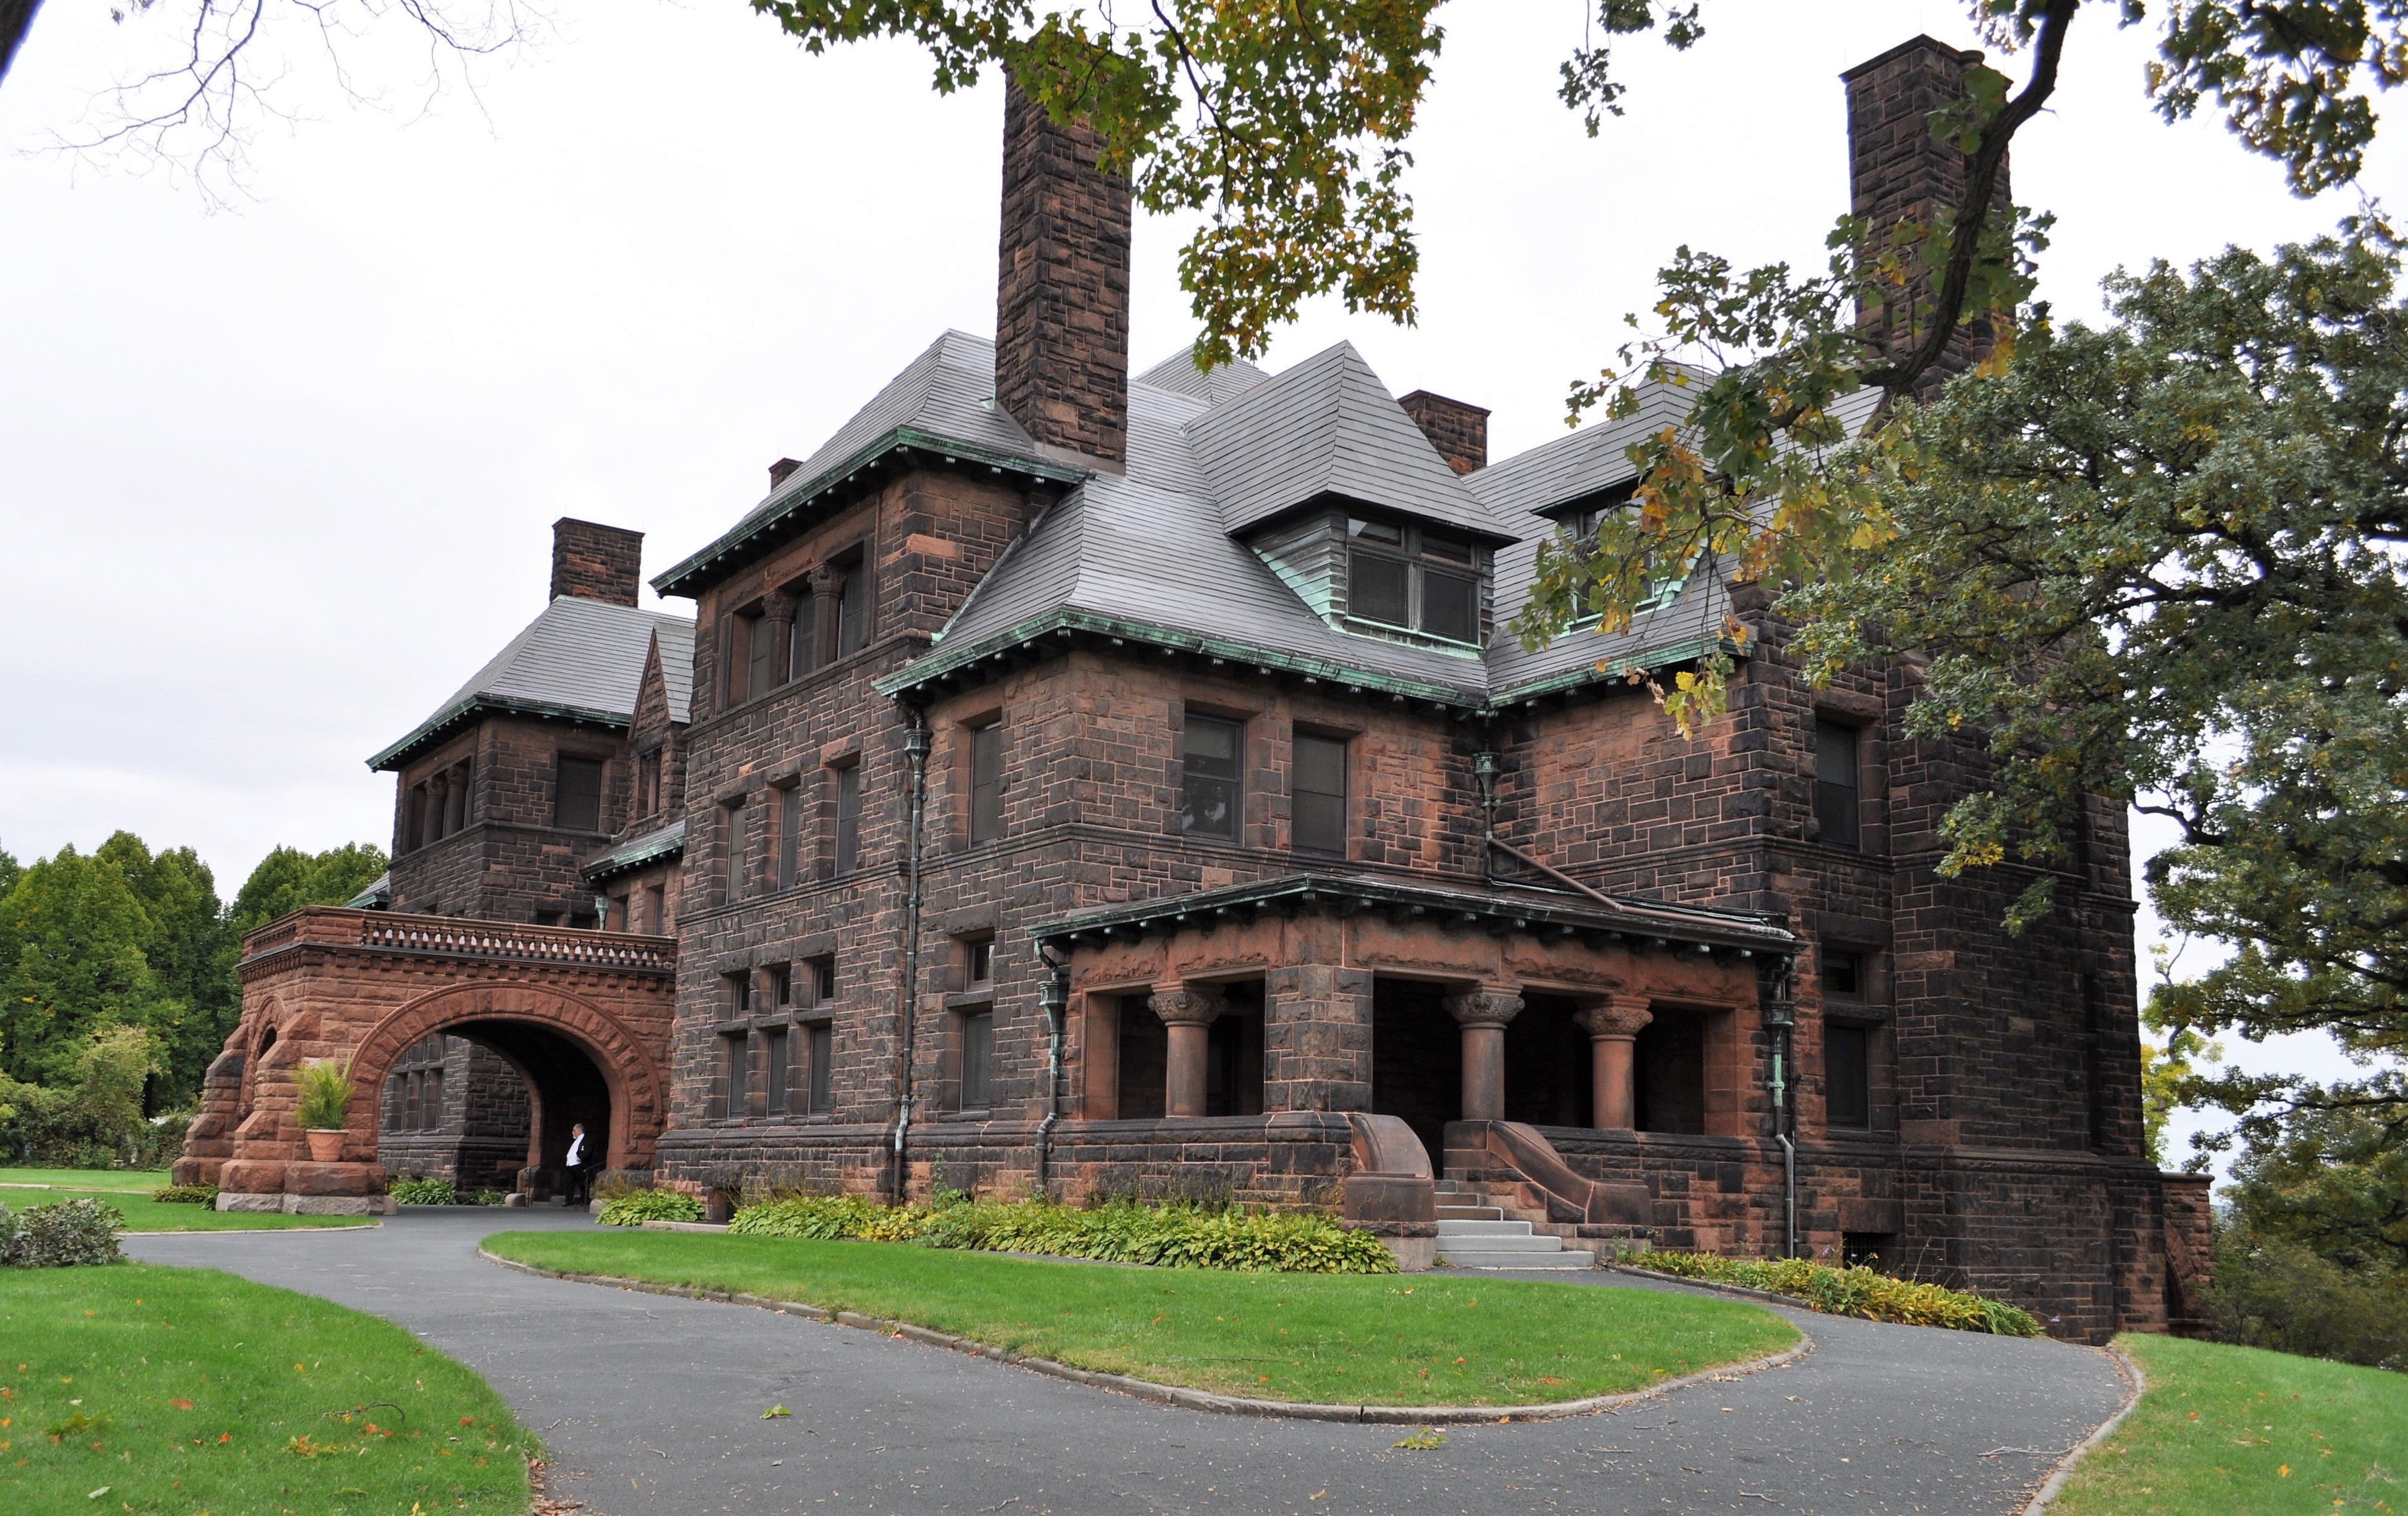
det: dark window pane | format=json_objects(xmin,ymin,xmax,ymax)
[
  {"xmin": 1827, "ymin": 1023, "xmax": 1871, "ymax": 1129},
  {"xmin": 960, "ymin": 1011, "xmax": 993, "ymax": 1108},
  {"xmin": 837, "ymin": 577, "xmax": 867, "ymax": 656},
  {"xmin": 776, "ymin": 786, "xmax": 800, "ymax": 889},
  {"xmin": 746, "ymin": 611, "xmax": 774, "ymax": 700},
  {"xmin": 1815, "ymin": 724, "xmax": 1860, "ymax": 848},
  {"xmin": 763, "ymin": 1029, "xmax": 788, "ymax": 1116},
  {"xmin": 808, "ymin": 1023, "xmax": 833, "ymax": 1114},
  {"xmin": 555, "ymin": 757, "xmax": 605, "ymax": 832},
  {"xmin": 1824, "ymin": 950, "xmax": 1863, "ymax": 998},
  {"xmin": 834, "ymin": 766, "xmax": 861, "ymax": 874},
  {"xmin": 809, "ymin": 955, "xmax": 837, "ymax": 1003},
  {"xmin": 1181, "ymin": 715, "xmax": 1242, "ymax": 839},
  {"xmin": 1348, "ymin": 516, "xmax": 1403, "ymax": 544},
  {"xmin": 425, "ymin": 1069, "xmax": 441, "ymax": 1129},
  {"xmin": 724, "ymin": 801, "xmax": 748, "ymax": 901},
  {"xmin": 1292, "ymin": 734, "xmax": 1347, "ymax": 855},
  {"xmin": 727, "ymin": 972, "xmax": 750, "ymax": 1017},
  {"xmin": 1350, "ymin": 550, "xmax": 1411, "ymax": 625},
  {"xmin": 1421, "ymin": 570, "xmax": 1479, "ymax": 642},
  {"xmin": 722, "ymin": 1032, "xmax": 750, "ymax": 1118},
  {"xmin": 789, "ymin": 596, "xmax": 817, "ymax": 676},
  {"xmin": 969, "ymin": 723, "xmax": 1005, "ymax": 844},
  {"xmin": 966, "ymin": 937, "xmax": 994, "ymax": 986},
  {"xmin": 1420, "ymin": 530, "xmax": 1474, "ymax": 565}
]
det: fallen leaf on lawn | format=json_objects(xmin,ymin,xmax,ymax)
[{"xmin": 169, "ymin": 1400, "xmax": 192, "ymax": 1412}]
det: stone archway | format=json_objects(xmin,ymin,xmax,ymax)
[
  {"xmin": 178, "ymin": 907, "xmax": 675, "ymax": 1213},
  {"xmin": 347, "ymin": 981, "xmax": 667, "ymax": 1177}
]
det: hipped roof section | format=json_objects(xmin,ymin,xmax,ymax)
[{"xmin": 369, "ymin": 599, "xmax": 695, "ymax": 771}]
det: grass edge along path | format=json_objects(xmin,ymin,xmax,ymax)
[
  {"xmin": 0, "ymin": 1262, "xmax": 534, "ymax": 1515},
  {"xmin": 2044, "ymin": 1333, "xmax": 2407, "ymax": 1515},
  {"xmin": 0, "ymin": 1171, "xmax": 371, "ymax": 1233},
  {"xmin": 483, "ymin": 1229, "xmax": 1800, "ymax": 1413}
]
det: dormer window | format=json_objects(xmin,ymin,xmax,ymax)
[{"xmin": 1346, "ymin": 518, "xmax": 1482, "ymax": 643}]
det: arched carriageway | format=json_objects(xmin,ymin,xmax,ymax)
[{"xmin": 175, "ymin": 910, "xmax": 675, "ymax": 1214}]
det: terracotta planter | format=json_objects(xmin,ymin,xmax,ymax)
[{"xmin": 304, "ymin": 1129, "xmax": 346, "ymax": 1163}]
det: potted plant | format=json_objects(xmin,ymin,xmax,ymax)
[{"xmin": 293, "ymin": 1058, "xmax": 353, "ymax": 1163}]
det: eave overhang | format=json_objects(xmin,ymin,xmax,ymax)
[
  {"xmin": 580, "ymin": 818, "xmax": 687, "ymax": 886},
  {"xmin": 873, "ymin": 606, "xmax": 1488, "ymax": 711},
  {"xmin": 367, "ymin": 696, "xmax": 632, "ymax": 773},
  {"xmin": 652, "ymin": 426, "xmax": 1090, "ymax": 600},
  {"xmin": 1026, "ymin": 871, "xmax": 1797, "ymax": 960},
  {"xmin": 1486, "ymin": 632, "xmax": 1752, "ymax": 711}
]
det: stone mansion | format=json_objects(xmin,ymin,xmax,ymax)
[{"xmin": 177, "ymin": 34, "xmax": 2212, "ymax": 1341}]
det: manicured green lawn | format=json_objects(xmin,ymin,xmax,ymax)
[
  {"xmin": 0, "ymin": 1263, "xmax": 532, "ymax": 1515},
  {"xmin": 1, "ymin": 1183, "xmax": 372, "ymax": 1234},
  {"xmin": 0, "ymin": 1168, "xmax": 172, "ymax": 1194},
  {"xmin": 2052, "ymin": 1333, "xmax": 2407, "ymax": 1515},
  {"xmin": 485, "ymin": 1229, "xmax": 1797, "ymax": 1407}
]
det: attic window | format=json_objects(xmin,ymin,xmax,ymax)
[{"xmin": 1346, "ymin": 518, "xmax": 1482, "ymax": 644}]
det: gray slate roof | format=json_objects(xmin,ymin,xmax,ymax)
[
  {"xmin": 582, "ymin": 817, "xmax": 687, "ymax": 884},
  {"xmin": 370, "ymin": 598, "xmax": 696, "ymax": 770},
  {"xmin": 1135, "ymin": 345, "xmax": 1273, "ymax": 408}
]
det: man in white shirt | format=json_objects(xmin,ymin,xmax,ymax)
[{"xmin": 562, "ymin": 1122, "xmax": 592, "ymax": 1207}]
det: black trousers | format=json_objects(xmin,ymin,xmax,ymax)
[{"xmin": 564, "ymin": 1164, "xmax": 592, "ymax": 1205}]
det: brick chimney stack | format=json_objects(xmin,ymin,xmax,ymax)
[
  {"xmin": 1842, "ymin": 35, "xmax": 2010, "ymax": 394},
  {"xmin": 550, "ymin": 518, "xmax": 644, "ymax": 606},
  {"xmin": 1398, "ymin": 391, "xmax": 1490, "ymax": 475},
  {"xmin": 995, "ymin": 72, "xmax": 1133, "ymax": 469}
]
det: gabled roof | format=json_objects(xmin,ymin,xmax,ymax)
[
  {"xmin": 1135, "ymin": 344, "xmax": 1273, "ymax": 408},
  {"xmin": 651, "ymin": 331, "xmax": 1087, "ymax": 598},
  {"xmin": 369, "ymin": 597, "xmax": 695, "ymax": 771},
  {"xmin": 1185, "ymin": 342, "xmax": 1519, "ymax": 542}
]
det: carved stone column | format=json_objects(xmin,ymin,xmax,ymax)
[
  {"xmin": 1150, "ymin": 986, "xmax": 1227, "ymax": 1118},
  {"xmin": 1443, "ymin": 987, "xmax": 1523, "ymax": 1123},
  {"xmin": 425, "ymin": 770, "xmax": 450, "ymax": 843},
  {"xmin": 808, "ymin": 564, "xmax": 847, "ymax": 669},
  {"xmin": 761, "ymin": 590, "xmax": 798, "ymax": 687},
  {"xmin": 1576, "ymin": 995, "xmax": 1655, "ymax": 1131}
]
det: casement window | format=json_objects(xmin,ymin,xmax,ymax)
[
  {"xmin": 722, "ymin": 797, "xmax": 750, "ymax": 903},
  {"xmin": 788, "ymin": 592, "xmax": 817, "ymax": 677},
  {"xmin": 775, "ymin": 784, "xmax": 802, "ymax": 890},
  {"xmin": 726, "ymin": 971, "xmax": 752, "ymax": 1019},
  {"xmin": 805, "ymin": 1022, "xmax": 834, "ymax": 1115},
  {"xmin": 1292, "ymin": 733, "xmax": 1348, "ymax": 855},
  {"xmin": 800, "ymin": 953, "xmax": 837, "ymax": 1007},
  {"xmin": 1823, "ymin": 950, "xmax": 1865, "ymax": 999},
  {"xmin": 968, "ymin": 721, "xmax": 1005, "ymax": 844},
  {"xmin": 963, "ymin": 935, "xmax": 995, "ymax": 990},
  {"xmin": 832, "ymin": 764, "xmax": 862, "ymax": 876},
  {"xmin": 1181, "ymin": 714, "xmax": 1242, "ymax": 840},
  {"xmin": 645, "ymin": 883, "xmax": 668, "ymax": 934},
  {"xmin": 762, "ymin": 1027, "xmax": 790, "ymax": 1117},
  {"xmin": 834, "ymin": 552, "xmax": 868, "ymax": 658},
  {"xmin": 1826, "ymin": 1024, "xmax": 1872, "ymax": 1130},
  {"xmin": 637, "ymin": 748, "xmax": 663, "ymax": 817},
  {"xmin": 767, "ymin": 963, "xmax": 792, "ymax": 1011},
  {"xmin": 1345, "ymin": 517, "xmax": 1482, "ymax": 644},
  {"xmin": 556, "ymin": 755, "xmax": 606, "ymax": 834},
  {"xmin": 1815, "ymin": 722, "xmax": 1861, "ymax": 849},
  {"xmin": 958, "ymin": 1009, "xmax": 993, "ymax": 1108},
  {"xmin": 716, "ymin": 1031, "xmax": 750, "ymax": 1120},
  {"xmin": 746, "ymin": 608, "xmax": 775, "ymax": 701}
]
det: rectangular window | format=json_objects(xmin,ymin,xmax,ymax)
[
  {"xmin": 804, "ymin": 954, "xmax": 837, "ymax": 1005},
  {"xmin": 1292, "ymin": 733, "xmax": 1348, "ymax": 855},
  {"xmin": 762, "ymin": 1028, "xmax": 789, "ymax": 1117},
  {"xmin": 1815, "ymin": 722, "xmax": 1861, "ymax": 850},
  {"xmin": 724, "ymin": 613, "xmax": 750, "ymax": 705},
  {"xmin": 833, "ymin": 764, "xmax": 861, "ymax": 875},
  {"xmin": 775, "ymin": 784, "xmax": 801, "ymax": 890},
  {"xmin": 768, "ymin": 963, "xmax": 792, "ymax": 1010},
  {"xmin": 806, "ymin": 1022, "xmax": 834, "ymax": 1114},
  {"xmin": 964, "ymin": 936, "xmax": 995, "ymax": 988},
  {"xmin": 637, "ymin": 749, "xmax": 661, "ymax": 816},
  {"xmin": 1181, "ymin": 714, "xmax": 1242, "ymax": 840},
  {"xmin": 1823, "ymin": 950, "xmax": 1865, "ymax": 999},
  {"xmin": 1826, "ymin": 1023, "xmax": 1871, "ymax": 1130},
  {"xmin": 958, "ymin": 1010, "xmax": 993, "ymax": 1108},
  {"xmin": 723, "ymin": 798, "xmax": 750, "ymax": 903},
  {"xmin": 422, "ymin": 1068, "xmax": 441, "ymax": 1129},
  {"xmin": 836, "ymin": 568, "xmax": 867, "ymax": 658},
  {"xmin": 746, "ymin": 609, "xmax": 774, "ymax": 701},
  {"xmin": 400, "ymin": 1072, "xmax": 418, "ymax": 1131},
  {"xmin": 407, "ymin": 784, "xmax": 429, "ymax": 852},
  {"xmin": 556, "ymin": 756, "xmax": 606, "ymax": 833},
  {"xmin": 969, "ymin": 721, "xmax": 1005, "ymax": 844},
  {"xmin": 646, "ymin": 884, "xmax": 667, "ymax": 934},
  {"xmin": 726, "ymin": 971, "xmax": 751, "ymax": 1018},
  {"xmin": 1345, "ymin": 517, "xmax": 1487, "ymax": 643},
  {"xmin": 719, "ymin": 1031, "xmax": 750, "ymax": 1120},
  {"xmin": 789, "ymin": 593, "xmax": 817, "ymax": 676}
]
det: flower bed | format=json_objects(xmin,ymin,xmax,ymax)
[
  {"xmin": 1618, "ymin": 1249, "xmax": 2043, "ymax": 1335},
  {"xmin": 727, "ymin": 1194, "xmax": 1398, "ymax": 1275}
]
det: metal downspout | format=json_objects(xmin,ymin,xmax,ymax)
[
  {"xmin": 1763, "ymin": 957, "xmax": 1799, "ymax": 1259},
  {"xmin": 1473, "ymin": 749, "xmax": 1626, "ymax": 911},
  {"xmin": 888, "ymin": 716, "xmax": 933, "ymax": 1203},
  {"xmin": 1035, "ymin": 945, "xmax": 1070, "ymax": 1197}
]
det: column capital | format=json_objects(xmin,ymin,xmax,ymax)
[
  {"xmin": 761, "ymin": 590, "xmax": 798, "ymax": 624},
  {"xmin": 808, "ymin": 563, "xmax": 848, "ymax": 597},
  {"xmin": 1150, "ymin": 986, "xmax": 1228, "ymax": 1028},
  {"xmin": 1576, "ymin": 996, "xmax": 1654, "ymax": 1042},
  {"xmin": 1443, "ymin": 987, "xmax": 1523, "ymax": 1030}
]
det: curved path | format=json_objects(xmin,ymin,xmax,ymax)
[{"xmin": 129, "ymin": 1212, "xmax": 2126, "ymax": 1515}]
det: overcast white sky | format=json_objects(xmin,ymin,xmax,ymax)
[{"xmin": 2, "ymin": 1, "xmax": 2394, "ymax": 1165}]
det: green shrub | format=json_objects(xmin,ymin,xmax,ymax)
[
  {"xmin": 291, "ymin": 1058, "xmax": 352, "ymax": 1130},
  {"xmin": 2207, "ymin": 1228, "xmax": 2408, "ymax": 1372},
  {"xmin": 727, "ymin": 1194, "xmax": 1398, "ymax": 1274},
  {"xmin": 595, "ymin": 1189, "xmax": 704, "ymax": 1227},
  {"xmin": 1618, "ymin": 1249, "xmax": 2042, "ymax": 1335},
  {"xmin": 464, "ymin": 1189, "xmax": 508, "ymax": 1207},
  {"xmin": 2, "ymin": 1197, "xmax": 125, "ymax": 1268},
  {"xmin": 387, "ymin": 1177, "xmax": 458, "ymax": 1206},
  {"xmin": 149, "ymin": 1184, "xmax": 218, "ymax": 1205}
]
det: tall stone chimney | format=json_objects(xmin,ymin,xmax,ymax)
[
  {"xmin": 1842, "ymin": 35, "xmax": 2010, "ymax": 393},
  {"xmin": 550, "ymin": 518, "xmax": 644, "ymax": 606},
  {"xmin": 995, "ymin": 73, "xmax": 1133, "ymax": 469},
  {"xmin": 1398, "ymin": 390, "xmax": 1490, "ymax": 475}
]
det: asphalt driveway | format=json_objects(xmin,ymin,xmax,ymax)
[{"xmin": 128, "ymin": 1212, "xmax": 2127, "ymax": 1514}]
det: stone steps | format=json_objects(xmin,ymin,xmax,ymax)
[{"xmin": 1432, "ymin": 1179, "xmax": 1596, "ymax": 1270}]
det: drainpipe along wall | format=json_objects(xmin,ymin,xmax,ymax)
[
  {"xmin": 888, "ymin": 716, "xmax": 933, "ymax": 1202},
  {"xmin": 1035, "ymin": 945, "xmax": 1069, "ymax": 1195}
]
